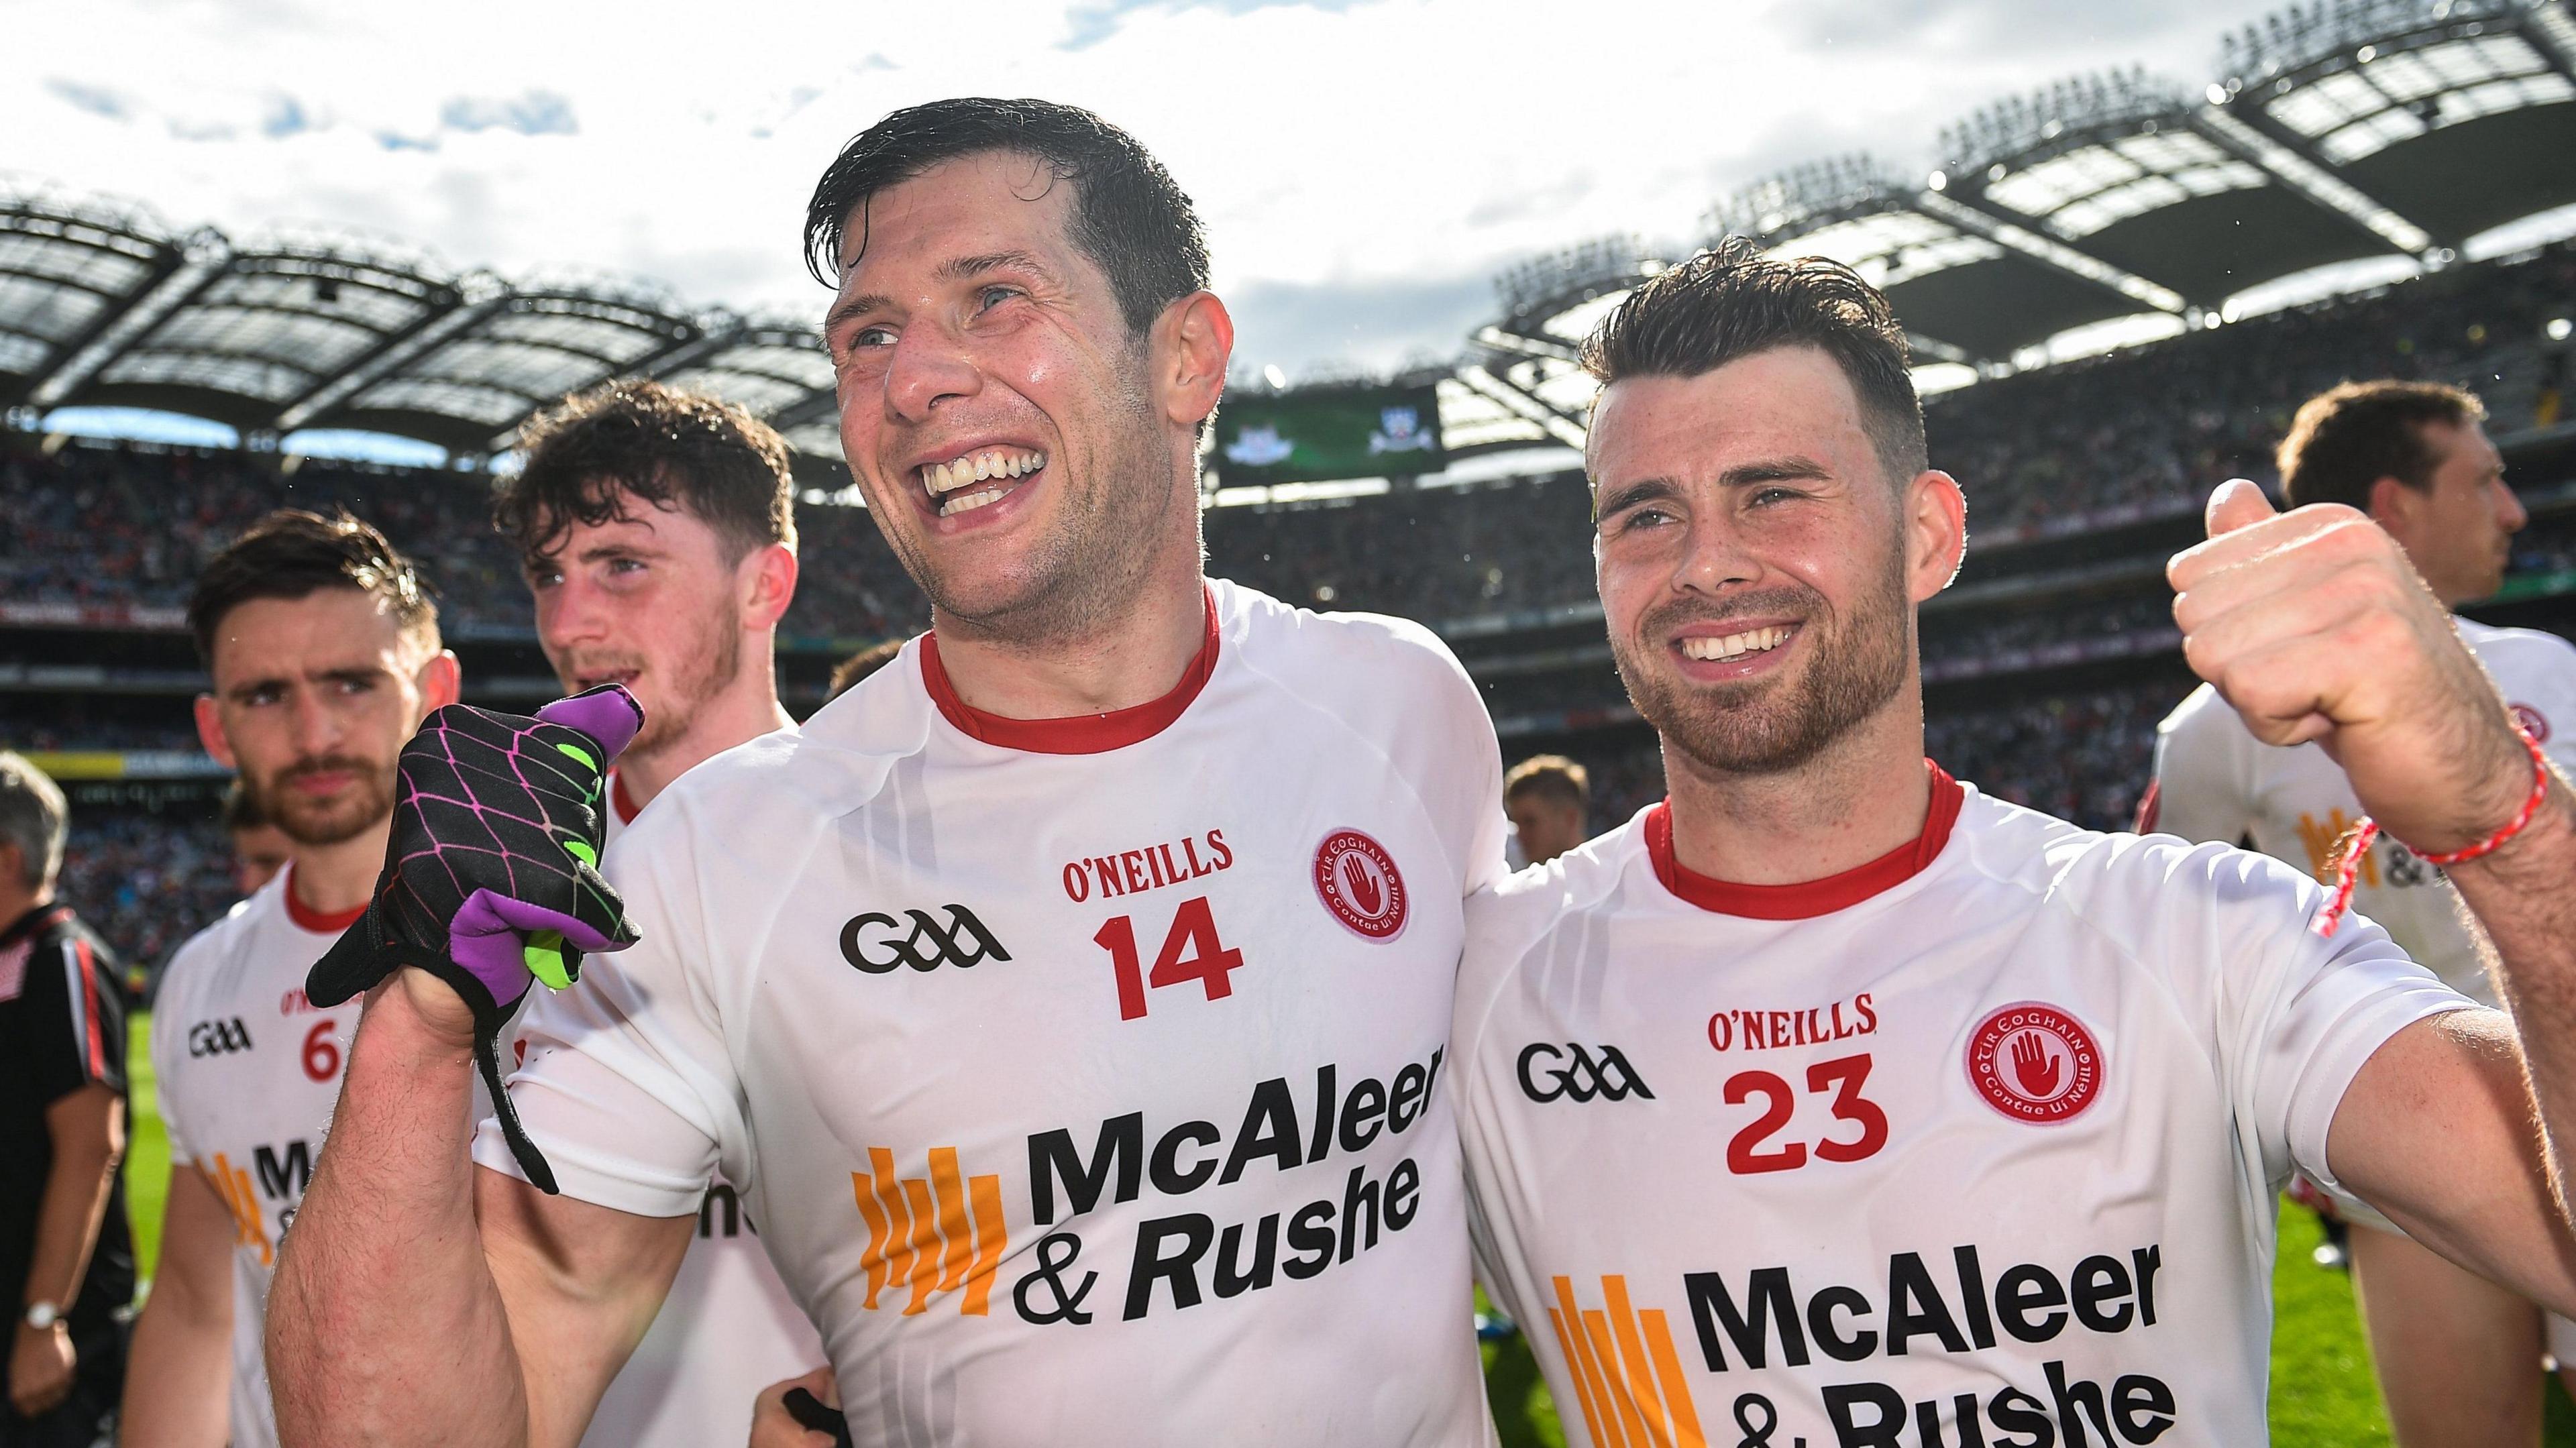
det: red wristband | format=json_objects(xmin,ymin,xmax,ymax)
[{"xmin": 2312, "ymin": 724, "xmax": 2553, "ymax": 938}]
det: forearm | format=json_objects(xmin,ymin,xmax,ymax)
[
  {"xmin": 121, "ymin": 1286, "xmax": 234, "ymax": 1447},
  {"xmin": 2454, "ymin": 781, "xmax": 2576, "ymax": 1203},
  {"xmin": 266, "ymin": 980, "xmax": 533, "ymax": 1448},
  {"xmin": 21, "ymin": 1107, "xmax": 119, "ymax": 1311}
]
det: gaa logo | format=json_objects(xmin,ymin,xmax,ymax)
[
  {"xmin": 840, "ymin": 906, "xmax": 1012, "ymax": 974},
  {"xmin": 1965, "ymin": 1002, "xmax": 2102, "ymax": 1125},
  {"xmin": 2511, "ymin": 703, "xmax": 2552, "ymax": 745},
  {"xmin": 1515, "ymin": 1043, "xmax": 1656, "ymax": 1104},
  {"xmin": 188, "ymin": 1017, "xmax": 255, "ymax": 1057},
  {"xmin": 1313, "ymin": 828, "xmax": 1407, "ymax": 941}
]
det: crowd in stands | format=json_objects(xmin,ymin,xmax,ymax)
[{"xmin": 56, "ymin": 810, "xmax": 239, "ymax": 983}]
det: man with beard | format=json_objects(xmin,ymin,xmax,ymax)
[
  {"xmin": 268, "ymin": 99, "xmax": 1506, "ymax": 1448},
  {"xmin": 120, "ymin": 511, "xmax": 458, "ymax": 1448},
  {"xmin": 1451, "ymin": 241, "xmax": 2576, "ymax": 1447},
  {"xmin": 488, "ymin": 379, "xmax": 824, "ymax": 1447},
  {"xmin": 2149, "ymin": 380, "xmax": 2576, "ymax": 1447}
]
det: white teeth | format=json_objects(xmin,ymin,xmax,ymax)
[
  {"xmin": 942, "ymin": 487, "xmax": 1008, "ymax": 516},
  {"xmin": 922, "ymin": 449, "xmax": 1045, "ymax": 496},
  {"xmin": 1682, "ymin": 626, "xmax": 1792, "ymax": 661}
]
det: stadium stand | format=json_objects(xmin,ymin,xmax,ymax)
[{"xmin": 6, "ymin": 0, "xmax": 2576, "ymax": 979}]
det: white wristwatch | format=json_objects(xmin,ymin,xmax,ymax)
[{"xmin": 21, "ymin": 1301, "xmax": 61, "ymax": 1330}]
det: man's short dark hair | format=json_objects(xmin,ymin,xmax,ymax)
[
  {"xmin": 496, "ymin": 380, "xmax": 798, "ymax": 565},
  {"xmin": 1504, "ymin": 755, "xmax": 1590, "ymax": 814},
  {"xmin": 1582, "ymin": 236, "xmax": 1927, "ymax": 485},
  {"xmin": 187, "ymin": 509, "xmax": 439, "ymax": 669},
  {"xmin": 220, "ymin": 779, "xmax": 268, "ymax": 834},
  {"xmin": 804, "ymin": 97, "xmax": 1210, "ymax": 337},
  {"xmin": 2278, "ymin": 380, "xmax": 2487, "ymax": 513}
]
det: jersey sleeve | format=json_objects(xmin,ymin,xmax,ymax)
[
  {"xmin": 2145, "ymin": 690, "xmax": 2255, "ymax": 846},
  {"xmin": 472, "ymin": 804, "xmax": 743, "ymax": 1219},
  {"xmin": 22, "ymin": 927, "xmax": 124, "ymax": 1107},
  {"xmin": 2167, "ymin": 842, "xmax": 2477, "ymax": 1195}
]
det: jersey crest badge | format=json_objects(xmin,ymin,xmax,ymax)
[
  {"xmin": 1966, "ymin": 1002, "xmax": 2102, "ymax": 1124},
  {"xmin": 1313, "ymin": 828, "xmax": 1407, "ymax": 942},
  {"xmin": 2511, "ymin": 702, "xmax": 2552, "ymax": 745}
]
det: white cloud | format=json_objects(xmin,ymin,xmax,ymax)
[{"xmin": 3, "ymin": 0, "xmax": 2282, "ymax": 374}]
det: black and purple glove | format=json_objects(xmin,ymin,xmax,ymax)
[{"xmin": 307, "ymin": 684, "xmax": 645, "ymax": 1194}]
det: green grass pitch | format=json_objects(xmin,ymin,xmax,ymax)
[{"xmin": 120, "ymin": 1014, "xmax": 2575, "ymax": 1441}]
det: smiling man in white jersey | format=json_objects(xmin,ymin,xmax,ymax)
[
  {"xmin": 119, "ymin": 511, "xmax": 460, "ymax": 1448},
  {"xmin": 2149, "ymin": 378, "xmax": 2576, "ymax": 1446},
  {"xmin": 266, "ymin": 98, "xmax": 1506, "ymax": 1448},
  {"xmin": 488, "ymin": 378, "xmax": 827, "ymax": 1447},
  {"xmin": 1452, "ymin": 241, "xmax": 2576, "ymax": 1448}
]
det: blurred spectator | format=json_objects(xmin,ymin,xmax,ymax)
[
  {"xmin": 1503, "ymin": 755, "xmax": 1591, "ymax": 866},
  {"xmin": 220, "ymin": 781, "xmax": 290, "ymax": 899},
  {"xmin": 826, "ymin": 638, "xmax": 909, "ymax": 702}
]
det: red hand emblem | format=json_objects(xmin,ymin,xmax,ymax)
[
  {"xmin": 2010, "ymin": 1032, "xmax": 2061, "ymax": 1098},
  {"xmin": 1342, "ymin": 856, "xmax": 1381, "ymax": 915}
]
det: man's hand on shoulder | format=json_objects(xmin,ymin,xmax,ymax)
[
  {"xmin": 2170, "ymin": 480, "xmax": 2532, "ymax": 853},
  {"xmin": 305, "ymin": 685, "xmax": 647, "ymax": 1192}
]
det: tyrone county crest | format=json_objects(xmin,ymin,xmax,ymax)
[
  {"xmin": 1313, "ymin": 828, "xmax": 1408, "ymax": 942},
  {"xmin": 1965, "ymin": 1002, "xmax": 2103, "ymax": 1124}
]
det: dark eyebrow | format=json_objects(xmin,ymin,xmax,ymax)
[
  {"xmin": 1720, "ymin": 455, "xmax": 1833, "ymax": 488},
  {"xmin": 824, "ymin": 250, "xmax": 1059, "ymax": 344},
  {"xmin": 1593, "ymin": 476, "xmax": 1680, "ymax": 522}
]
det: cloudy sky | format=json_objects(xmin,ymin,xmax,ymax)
[{"xmin": 5, "ymin": 0, "xmax": 2273, "ymax": 381}]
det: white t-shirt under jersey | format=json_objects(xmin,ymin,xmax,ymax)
[
  {"xmin": 477, "ymin": 580, "xmax": 1510, "ymax": 1447},
  {"xmin": 519, "ymin": 754, "xmax": 828, "ymax": 1448},
  {"xmin": 1453, "ymin": 767, "xmax": 2473, "ymax": 1448},
  {"xmin": 152, "ymin": 867, "xmax": 364, "ymax": 1448},
  {"xmin": 2149, "ymin": 616, "xmax": 2576, "ymax": 1007}
]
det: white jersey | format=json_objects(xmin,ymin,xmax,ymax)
[
  {"xmin": 478, "ymin": 580, "xmax": 1509, "ymax": 1447},
  {"xmin": 506, "ymin": 748, "xmax": 828, "ymax": 1448},
  {"xmin": 2149, "ymin": 617, "xmax": 2576, "ymax": 1007},
  {"xmin": 151, "ymin": 868, "xmax": 364, "ymax": 1448},
  {"xmin": 1454, "ymin": 769, "xmax": 2473, "ymax": 1448}
]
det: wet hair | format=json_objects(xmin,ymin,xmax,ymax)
[
  {"xmin": 805, "ymin": 97, "xmax": 1210, "ymax": 336},
  {"xmin": 496, "ymin": 379, "xmax": 797, "ymax": 565},
  {"xmin": 1582, "ymin": 235, "xmax": 1927, "ymax": 484},
  {"xmin": 2277, "ymin": 380, "xmax": 2487, "ymax": 513},
  {"xmin": 186, "ymin": 509, "xmax": 439, "ymax": 669}
]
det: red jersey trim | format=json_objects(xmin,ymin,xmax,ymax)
[
  {"xmin": 608, "ymin": 769, "xmax": 641, "ymax": 825},
  {"xmin": 918, "ymin": 588, "xmax": 1221, "ymax": 755},
  {"xmin": 285, "ymin": 864, "xmax": 368, "ymax": 935},
  {"xmin": 71, "ymin": 938, "xmax": 105, "ymax": 1078},
  {"xmin": 1646, "ymin": 760, "xmax": 1966, "ymax": 920}
]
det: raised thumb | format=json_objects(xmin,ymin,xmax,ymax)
[{"xmin": 2204, "ymin": 478, "xmax": 2277, "ymax": 539}]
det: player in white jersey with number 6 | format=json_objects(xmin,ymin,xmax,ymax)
[
  {"xmin": 267, "ymin": 99, "xmax": 1507, "ymax": 1448},
  {"xmin": 2150, "ymin": 379, "xmax": 2576, "ymax": 1447},
  {"xmin": 121, "ymin": 511, "xmax": 461, "ymax": 1448},
  {"xmin": 1452, "ymin": 241, "xmax": 2576, "ymax": 1448}
]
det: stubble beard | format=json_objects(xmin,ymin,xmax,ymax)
[
  {"xmin": 1611, "ymin": 556, "xmax": 1913, "ymax": 781},
  {"xmin": 248, "ymin": 756, "xmax": 396, "ymax": 848},
  {"xmin": 624, "ymin": 604, "xmax": 744, "ymax": 759},
  {"xmin": 900, "ymin": 360, "xmax": 1181, "ymax": 651}
]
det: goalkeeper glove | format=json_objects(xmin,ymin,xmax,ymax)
[{"xmin": 307, "ymin": 684, "xmax": 645, "ymax": 1194}]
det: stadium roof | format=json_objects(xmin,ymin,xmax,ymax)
[{"xmin": 1478, "ymin": 0, "xmax": 2576, "ymax": 402}]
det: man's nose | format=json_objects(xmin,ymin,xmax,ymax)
[
  {"xmin": 1672, "ymin": 512, "xmax": 1758, "ymax": 595},
  {"xmin": 2497, "ymin": 478, "xmax": 2529, "ymax": 535},
  {"xmin": 885, "ymin": 322, "xmax": 982, "ymax": 424}
]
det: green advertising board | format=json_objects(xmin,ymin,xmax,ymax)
[{"xmin": 1214, "ymin": 383, "xmax": 1446, "ymax": 485}]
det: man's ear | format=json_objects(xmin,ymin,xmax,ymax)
[
  {"xmin": 740, "ymin": 543, "xmax": 800, "ymax": 630},
  {"xmin": 194, "ymin": 693, "xmax": 237, "ymax": 771},
  {"xmin": 1904, "ymin": 469, "xmax": 1970, "ymax": 603},
  {"xmin": 1159, "ymin": 291, "xmax": 1233, "ymax": 433},
  {"xmin": 417, "ymin": 650, "xmax": 462, "ymax": 714},
  {"xmin": 2367, "ymin": 474, "xmax": 2422, "ymax": 531}
]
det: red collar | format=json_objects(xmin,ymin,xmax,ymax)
[
  {"xmin": 918, "ymin": 588, "xmax": 1220, "ymax": 755},
  {"xmin": 1646, "ymin": 761, "xmax": 1964, "ymax": 920},
  {"xmin": 608, "ymin": 769, "xmax": 641, "ymax": 825},
  {"xmin": 284, "ymin": 864, "xmax": 368, "ymax": 935},
  {"xmin": 0, "ymin": 903, "xmax": 72, "ymax": 946}
]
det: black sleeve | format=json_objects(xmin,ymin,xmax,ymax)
[{"xmin": 23, "ymin": 928, "xmax": 125, "ymax": 1105}]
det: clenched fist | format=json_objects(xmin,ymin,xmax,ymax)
[{"xmin": 2169, "ymin": 480, "xmax": 2530, "ymax": 854}]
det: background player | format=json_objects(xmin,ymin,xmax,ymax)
[
  {"xmin": 268, "ymin": 98, "xmax": 1507, "ymax": 1447},
  {"xmin": 1503, "ymin": 755, "xmax": 1591, "ymax": 867},
  {"xmin": 0, "ymin": 751, "xmax": 129, "ymax": 1447},
  {"xmin": 221, "ymin": 781, "xmax": 293, "ymax": 901},
  {"xmin": 120, "ymin": 511, "xmax": 459, "ymax": 1448},
  {"xmin": 2150, "ymin": 379, "xmax": 2576, "ymax": 1446},
  {"xmin": 1452, "ymin": 243, "xmax": 2576, "ymax": 1447},
  {"xmin": 492, "ymin": 378, "xmax": 824, "ymax": 1447}
]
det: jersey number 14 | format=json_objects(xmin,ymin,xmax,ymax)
[{"xmin": 1093, "ymin": 896, "xmax": 1246, "ymax": 1021}]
